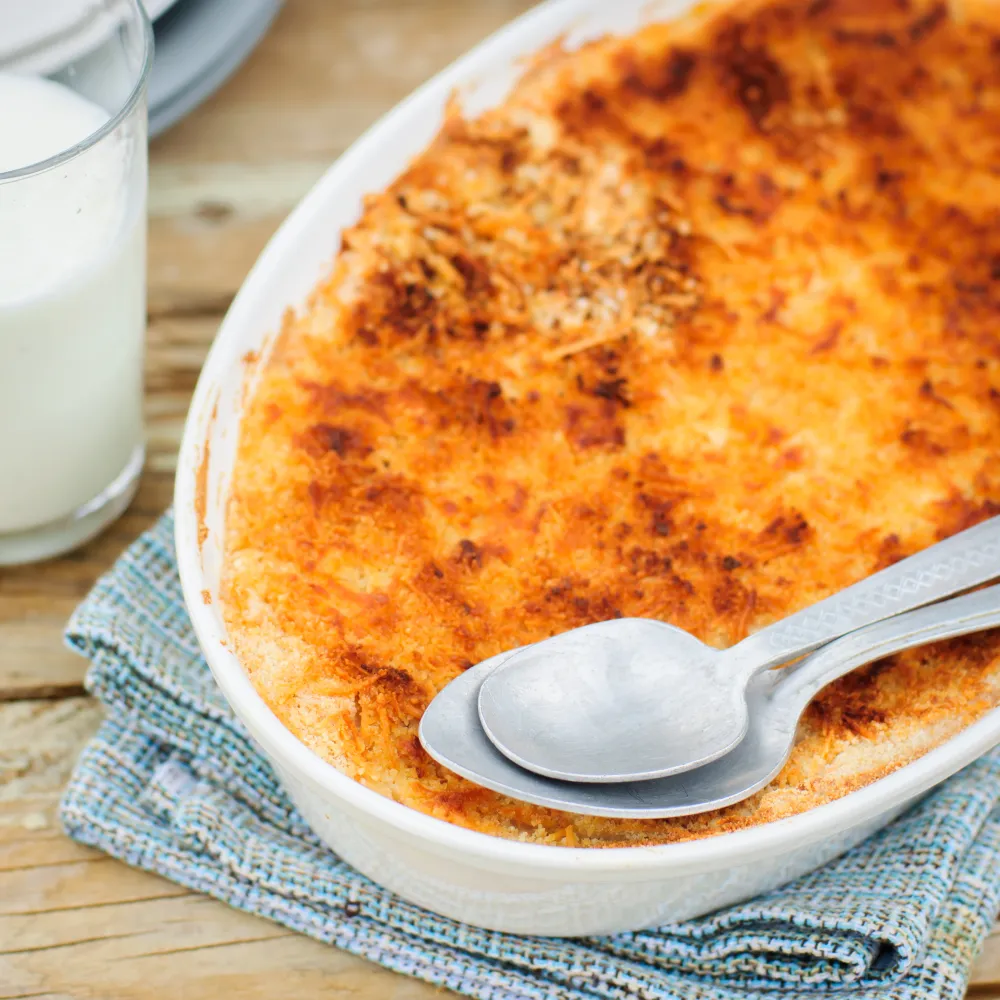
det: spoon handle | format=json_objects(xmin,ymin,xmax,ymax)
[
  {"xmin": 775, "ymin": 582, "xmax": 1000, "ymax": 711},
  {"xmin": 733, "ymin": 515, "xmax": 1000, "ymax": 676}
]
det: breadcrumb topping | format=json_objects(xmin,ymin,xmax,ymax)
[{"xmin": 224, "ymin": 0, "xmax": 1000, "ymax": 847}]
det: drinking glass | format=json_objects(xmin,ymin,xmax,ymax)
[{"xmin": 0, "ymin": 0, "xmax": 153, "ymax": 565}]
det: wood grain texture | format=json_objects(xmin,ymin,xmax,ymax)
[
  {"xmin": 0, "ymin": 0, "xmax": 998, "ymax": 995},
  {"xmin": 0, "ymin": 700, "xmax": 439, "ymax": 1000}
]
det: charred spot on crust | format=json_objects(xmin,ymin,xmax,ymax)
[
  {"xmin": 715, "ymin": 193, "xmax": 756, "ymax": 218},
  {"xmin": 302, "ymin": 380, "xmax": 389, "ymax": 420},
  {"xmin": 555, "ymin": 86, "xmax": 623, "ymax": 137},
  {"xmin": 907, "ymin": 4, "xmax": 947, "ymax": 42},
  {"xmin": 375, "ymin": 666, "xmax": 418, "ymax": 694},
  {"xmin": 940, "ymin": 631, "xmax": 1000, "ymax": 670},
  {"xmin": 935, "ymin": 495, "xmax": 1000, "ymax": 537},
  {"xmin": 565, "ymin": 368, "xmax": 634, "ymax": 450},
  {"xmin": 618, "ymin": 48, "xmax": 698, "ymax": 102},
  {"xmin": 811, "ymin": 322, "xmax": 843, "ymax": 354},
  {"xmin": 451, "ymin": 252, "xmax": 493, "ymax": 297},
  {"xmin": 839, "ymin": 703, "xmax": 888, "ymax": 735},
  {"xmin": 461, "ymin": 378, "xmax": 515, "ymax": 439},
  {"xmin": 638, "ymin": 493, "xmax": 678, "ymax": 538},
  {"xmin": 919, "ymin": 379, "xmax": 955, "ymax": 410},
  {"xmin": 372, "ymin": 269, "xmax": 438, "ymax": 338},
  {"xmin": 715, "ymin": 24, "xmax": 789, "ymax": 130},
  {"xmin": 875, "ymin": 168, "xmax": 904, "ymax": 190},
  {"xmin": 456, "ymin": 539, "xmax": 483, "ymax": 568},
  {"xmin": 299, "ymin": 423, "xmax": 371, "ymax": 460},
  {"xmin": 875, "ymin": 532, "xmax": 907, "ymax": 569},
  {"xmin": 543, "ymin": 579, "xmax": 624, "ymax": 623},
  {"xmin": 900, "ymin": 424, "xmax": 948, "ymax": 456},
  {"xmin": 565, "ymin": 406, "xmax": 626, "ymax": 450},
  {"xmin": 837, "ymin": 72, "xmax": 905, "ymax": 138},
  {"xmin": 762, "ymin": 512, "xmax": 810, "ymax": 547},
  {"xmin": 591, "ymin": 377, "xmax": 632, "ymax": 408},
  {"xmin": 627, "ymin": 546, "xmax": 673, "ymax": 575},
  {"xmin": 833, "ymin": 28, "xmax": 898, "ymax": 47}
]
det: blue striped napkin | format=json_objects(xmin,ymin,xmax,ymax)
[{"xmin": 60, "ymin": 512, "xmax": 1000, "ymax": 999}]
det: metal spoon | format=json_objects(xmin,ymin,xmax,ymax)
[
  {"xmin": 419, "ymin": 583, "xmax": 1000, "ymax": 818},
  {"xmin": 476, "ymin": 516, "xmax": 1000, "ymax": 784}
]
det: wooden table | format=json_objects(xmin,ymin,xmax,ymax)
[{"xmin": 2, "ymin": 2, "xmax": 999, "ymax": 996}]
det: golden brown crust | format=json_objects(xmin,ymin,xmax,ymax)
[{"xmin": 223, "ymin": 0, "xmax": 1000, "ymax": 847}]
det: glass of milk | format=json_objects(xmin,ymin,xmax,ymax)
[{"xmin": 0, "ymin": 0, "xmax": 153, "ymax": 565}]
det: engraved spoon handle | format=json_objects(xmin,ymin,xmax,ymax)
[
  {"xmin": 774, "ymin": 582, "xmax": 1000, "ymax": 711},
  {"xmin": 731, "ymin": 515, "xmax": 1000, "ymax": 677}
]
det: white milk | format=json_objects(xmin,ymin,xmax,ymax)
[{"xmin": 0, "ymin": 74, "xmax": 145, "ymax": 550}]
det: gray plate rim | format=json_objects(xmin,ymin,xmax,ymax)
[{"xmin": 148, "ymin": 0, "xmax": 283, "ymax": 137}]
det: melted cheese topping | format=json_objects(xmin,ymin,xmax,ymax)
[{"xmin": 224, "ymin": 0, "xmax": 1000, "ymax": 847}]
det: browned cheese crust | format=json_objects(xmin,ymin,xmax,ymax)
[{"xmin": 223, "ymin": 0, "xmax": 1000, "ymax": 847}]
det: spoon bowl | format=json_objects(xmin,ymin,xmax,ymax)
[
  {"xmin": 422, "ymin": 584, "xmax": 1000, "ymax": 818},
  {"xmin": 477, "ymin": 619, "xmax": 748, "ymax": 783}
]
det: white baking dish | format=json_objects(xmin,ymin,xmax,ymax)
[{"xmin": 174, "ymin": 0, "xmax": 1000, "ymax": 936}]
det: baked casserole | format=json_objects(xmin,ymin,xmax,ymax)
[{"xmin": 222, "ymin": 0, "xmax": 1000, "ymax": 847}]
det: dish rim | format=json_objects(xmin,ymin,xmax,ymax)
[{"xmin": 174, "ymin": 0, "xmax": 1000, "ymax": 877}]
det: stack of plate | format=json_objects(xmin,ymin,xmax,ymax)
[
  {"xmin": 0, "ymin": 0, "xmax": 283, "ymax": 137},
  {"xmin": 146, "ymin": 0, "xmax": 282, "ymax": 137}
]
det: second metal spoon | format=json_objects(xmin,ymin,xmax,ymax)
[
  {"xmin": 476, "ymin": 516, "xmax": 1000, "ymax": 784},
  {"xmin": 420, "ymin": 583, "xmax": 1000, "ymax": 818}
]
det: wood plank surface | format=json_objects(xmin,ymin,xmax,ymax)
[
  {"xmin": 1, "ymin": 0, "xmax": 999, "ymax": 997},
  {"xmin": 0, "ymin": 700, "xmax": 439, "ymax": 1000}
]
